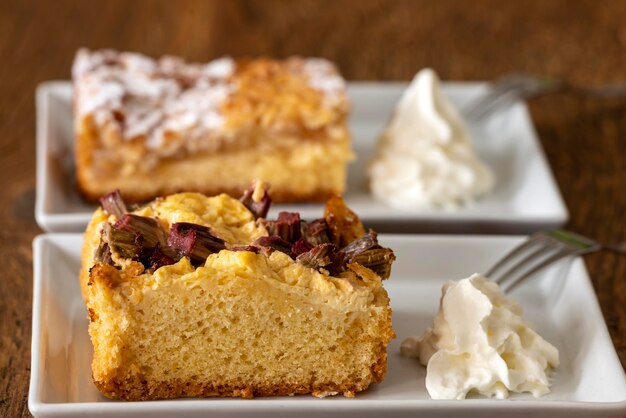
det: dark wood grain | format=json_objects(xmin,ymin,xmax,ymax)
[{"xmin": 2, "ymin": 0, "xmax": 626, "ymax": 416}]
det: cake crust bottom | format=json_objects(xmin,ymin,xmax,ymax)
[{"xmin": 94, "ymin": 352, "xmax": 387, "ymax": 400}]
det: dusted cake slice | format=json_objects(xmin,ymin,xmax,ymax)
[
  {"xmin": 73, "ymin": 49, "xmax": 353, "ymax": 203},
  {"xmin": 80, "ymin": 183, "xmax": 395, "ymax": 400}
]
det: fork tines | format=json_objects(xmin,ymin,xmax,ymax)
[
  {"xmin": 463, "ymin": 74, "xmax": 565, "ymax": 122},
  {"xmin": 486, "ymin": 230, "xmax": 599, "ymax": 293}
]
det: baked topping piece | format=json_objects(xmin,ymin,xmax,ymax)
[
  {"xmin": 99, "ymin": 189, "xmax": 127, "ymax": 217},
  {"xmin": 95, "ymin": 183, "xmax": 395, "ymax": 279}
]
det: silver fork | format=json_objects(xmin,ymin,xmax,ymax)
[
  {"xmin": 486, "ymin": 230, "xmax": 626, "ymax": 293},
  {"xmin": 463, "ymin": 73, "xmax": 626, "ymax": 122}
]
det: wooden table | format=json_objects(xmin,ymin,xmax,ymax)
[{"xmin": 2, "ymin": 1, "xmax": 625, "ymax": 416}]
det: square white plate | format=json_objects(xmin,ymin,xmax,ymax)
[
  {"xmin": 29, "ymin": 234, "xmax": 626, "ymax": 417},
  {"xmin": 35, "ymin": 81, "xmax": 568, "ymax": 233}
]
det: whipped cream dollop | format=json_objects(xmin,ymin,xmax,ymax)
[
  {"xmin": 369, "ymin": 68, "xmax": 494, "ymax": 210},
  {"xmin": 401, "ymin": 274, "xmax": 559, "ymax": 400}
]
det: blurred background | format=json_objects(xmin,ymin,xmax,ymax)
[
  {"xmin": 2, "ymin": 1, "xmax": 626, "ymax": 416},
  {"xmin": 7, "ymin": 0, "xmax": 626, "ymax": 80}
]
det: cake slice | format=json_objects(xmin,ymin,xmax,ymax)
[
  {"xmin": 72, "ymin": 49, "xmax": 353, "ymax": 203},
  {"xmin": 80, "ymin": 183, "xmax": 395, "ymax": 400}
]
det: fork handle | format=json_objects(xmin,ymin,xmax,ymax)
[
  {"xmin": 602, "ymin": 243, "xmax": 626, "ymax": 254},
  {"xmin": 529, "ymin": 80, "xmax": 626, "ymax": 100}
]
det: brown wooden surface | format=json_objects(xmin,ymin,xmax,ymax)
[{"xmin": 1, "ymin": 0, "xmax": 626, "ymax": 416}]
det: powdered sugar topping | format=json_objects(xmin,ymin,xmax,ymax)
[
  {"xmin": 302, "ymin": 58, "xmax": 346, "ymax": 100},
  {"xmin": 73, "ymin": 49, "xmax": 234, "ymax": 151},
  {"xmin": 74, "ymin": 50, "xmax": 347, "ymax": 159},
  {"xmin": 204, "ymin": 57, "xmax": 235, "ymax": 79}
]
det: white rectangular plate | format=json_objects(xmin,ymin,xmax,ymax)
[
  {"xmin": 35, "ymin": 81, "xmax": 568, "ymax": 233},
  {"xmin": 29, "ymin": 234, "xmax": 626, "ymax": 417}
]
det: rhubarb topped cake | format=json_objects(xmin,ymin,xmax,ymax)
[
  {"xmin": 80, "ymin": 182, "xmax": 395, "ymax": 400},
  {"xmin": 73, "ymin": 49, "xmax": 353, "ymax": 203}
]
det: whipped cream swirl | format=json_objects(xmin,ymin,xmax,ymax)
[
  {"xmin": 401, "ymin": 274, "xmax": 559, "ymax": 399},
  {"xmin": 369, "ymin": 68, "xmax": 494, "ymax": 209}
]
